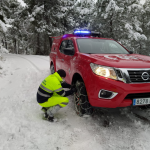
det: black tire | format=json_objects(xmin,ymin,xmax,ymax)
[
  {"xmin": 74, "ymin": 80, "xmax": 94, "ymax": 116},
  {"xmin": 50, "ymin": 64, "xmax": 55, "ymax": 74}
]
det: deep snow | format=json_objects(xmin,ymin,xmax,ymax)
[{"xmin": 0, "ymin": 54, "xmax": 150, "ymax": 150}]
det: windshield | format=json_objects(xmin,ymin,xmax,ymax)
[{"xmin": 77, "ymin": 39, "xmax": 129, "ymax": 54}]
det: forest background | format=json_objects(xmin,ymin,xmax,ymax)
[{"xmin": 0, "ymin": 0, "xmax": 150, "ymax": 56}]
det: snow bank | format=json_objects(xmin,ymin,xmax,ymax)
[
  {"xmin": 0, "ymin": 45, "xmax": 9, "ymax": 54},
  {"xmin": 0, "ymin": 56, "xmax": 10, "ymax": 78},
  {"xmin": 0, "ymin": 45, "xmax": 9, "ymax": 77}
]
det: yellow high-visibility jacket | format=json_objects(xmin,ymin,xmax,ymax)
[{"xmin": 37, "ymin": 72, "xmax": 72, "ymax": 103}]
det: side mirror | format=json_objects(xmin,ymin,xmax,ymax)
[
  {"xmin": 129, "ymin": 50, "xmax": 133, "ymax": 54},
  {"xmin": 63, "ymin": 47, "xmax": 75, "ymax": 55}
]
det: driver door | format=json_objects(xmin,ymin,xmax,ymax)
[{"xmin": 63, "ymin": 40, "xmax": 75, "ymax": 83}]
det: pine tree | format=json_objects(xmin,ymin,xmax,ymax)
[
  {"xmin": 73, "ymin": 0, "xmax": 95, "ymax": 29},
  {"xmin": 142, "ymin": 0, "xmax": 150, "ymax": 55},
  {"xmin": 94, "ymin": 0, "xmax": 147, "ymax": 54},
  {"xmin": 0, "ymin": 0, "xmax": 22, "ymax": 51},
  {"xmin": 22, "ymin": 0, "xmax": 76, "ymax": 55}
]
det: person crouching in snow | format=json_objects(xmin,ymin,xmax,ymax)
[{"xmin": 37, "ymin": 69, "xmax": 76, "ymax": 122}]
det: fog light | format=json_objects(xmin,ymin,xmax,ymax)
[{"xmin": 98, "ymin": 89, "xmax": 118, "ymax": 99}]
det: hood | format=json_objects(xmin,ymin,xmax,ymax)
[{"xmin": 88, "ymin": 54, "xmax": 150, "ymax": 68}]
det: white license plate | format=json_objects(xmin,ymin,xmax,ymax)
[{"xmin": 133, "ymin": 98, "xmax": 150, "ymax": 106}]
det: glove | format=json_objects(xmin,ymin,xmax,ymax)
[
  {"xmin": 71, "ymin": 87, "xmax": 77, "ymax": 93},
  {"xmin": 71, "ymin": 84, "xmax": 76, "ymax": 89}
]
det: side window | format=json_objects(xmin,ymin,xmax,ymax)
[
  {"xmin": 66, "ymin": 40, "xmax": 74, "ymax": 48},
  {"xmin": 59, "ymin": 40, "xmax": 74, "ymax": 55},
  {"xmin": 59, "ymin": 40, "xmax": 67, "ymax": 53},
  {"xmin": 65, "ymin": 40, "xmax": 75, "ymax": 55}
]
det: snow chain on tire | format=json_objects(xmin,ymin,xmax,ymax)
[{"xmin": 74, "ymin": 81, "xmax": 94, "ymax": 116}]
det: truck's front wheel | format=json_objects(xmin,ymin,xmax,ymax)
[{"xmin": 74, "ymin": 81, "xmax": 94, "ymax": 117}]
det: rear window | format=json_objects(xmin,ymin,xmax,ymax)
[{"xmin": 76, "ymin": 39, "xmax": 129, "ymax": 54}]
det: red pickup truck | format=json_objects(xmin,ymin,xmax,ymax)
[{"xmin": 50, "ymin": 30, "xmax": 150, "ymax": 116}]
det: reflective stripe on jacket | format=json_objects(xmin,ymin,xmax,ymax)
[
  {"xmin": 40, "ymin": 72, "xmax": 63, "ymax": 93},
  {"xmin": 37, "ymin": 72, "xmax": 63, "ymax": 103}
]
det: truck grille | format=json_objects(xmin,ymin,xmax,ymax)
[{"xmin": 128, "ymin": 70, "xmax": 150, "ymax": 83}]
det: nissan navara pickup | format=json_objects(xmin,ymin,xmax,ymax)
[{"xmin": 50, "ymin": 30, "xmax": 150, "ymax": 116}]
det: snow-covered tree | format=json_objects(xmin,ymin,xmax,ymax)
[
  {"xmin": 93, "ymin": 0, "xmax": 147, "ymax": 54},
  {"xmin": 141, "ymin": 0, "xmax": 150, "ymax": 55},
  {"xmin": 73, "ymin": 0, "xmax": 95, "ymax": 29},
  {"xmin": 1, "ymin": 0, "xmax": 150, "ymax": 56},
  {"xmin": 22, "ymin": 0, "xmax": 76, "ymax": 55},
  {"xmin": 0, "ymin": 0, "xmax": 22, "ymax": 53}
]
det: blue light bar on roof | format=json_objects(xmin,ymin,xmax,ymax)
[{"xmin": 74, "ymin": 30, "xmax": 91, "ymax": 34}]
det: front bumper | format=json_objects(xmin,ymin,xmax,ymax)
[{"xmin": 86, "ymin": 73, "xmax": 150, "ymax": 108}]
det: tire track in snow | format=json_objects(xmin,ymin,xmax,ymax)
[
  {"xmin": 7, "ymin": 54, "xmax": 42, "ymax": 72},
  {"xmin": 33, "ymin": 56, "xmax": 49, "ymax": 62}
]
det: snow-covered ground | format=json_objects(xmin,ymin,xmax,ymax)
[{"xmin": 1, "ymin": 54, "xmax": 150, "ymax": 150}]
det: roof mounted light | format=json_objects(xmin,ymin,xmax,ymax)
[{"xmin": 74, "ymin": 29, "xmax": 91, "ymax": 35}]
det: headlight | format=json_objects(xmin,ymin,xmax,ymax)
[{"xmin": 90, "ymin": 63, "xmax": 117, "ymax": 80}]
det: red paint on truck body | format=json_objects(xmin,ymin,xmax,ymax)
[{"xmin": 50, "ymin": 34, "xmax": 150, "ymax": 108}]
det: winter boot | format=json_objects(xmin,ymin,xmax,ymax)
[
  {"xmin": 47, "ymin": 105, "xmax": 61, "ymax": 117},
  {"xmin": 43, "ymin": 112, "xmax": 54, "ymax": 122}
]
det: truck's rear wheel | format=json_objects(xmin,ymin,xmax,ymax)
[
  {"xmin": 50, "ymin": 64, "xmax": 55, "ymax": 74},
  {"xmin": 74, "ymin": 81, "xmax": 94, "ymax": 116}
]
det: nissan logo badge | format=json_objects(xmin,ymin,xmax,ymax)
[{"xmin": 141, "ymin": 72, "xmax": 150, "ymax": 81}]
